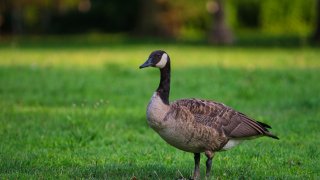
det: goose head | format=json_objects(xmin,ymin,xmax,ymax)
[{"xmin": 139, "ymin": 50, "xmax": 169, "ymax": 69}]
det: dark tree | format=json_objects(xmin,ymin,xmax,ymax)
[
  {"xmin": 207, "ymin": 0, "xmax": 233, "ymax": 44},
  {"xmin": 10, "ymin": 0, "xmax": 24, "ymax": 34},
  {"xmin": 135, "ymin": 0, "xmax": 181, "ymax": 38},
  {"xmin": 313, "ymin": 0, "xmax": 320, "ymax": 43}
]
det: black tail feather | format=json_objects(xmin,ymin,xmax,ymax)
[
  {"xmin": 256, "ymin": 121, "xmax": 272, "ymax": 129},
  {"xmin": 256, "ymin": 121, "xmax": 279, "ymax": 140},
  {"xmin": 265, "ymin": 132, "xmax": 280, "ymax": 140}
]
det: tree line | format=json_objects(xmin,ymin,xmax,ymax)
[{"xmin": 0, "ymin": 0, "xmax": 319, "ymax": 43}]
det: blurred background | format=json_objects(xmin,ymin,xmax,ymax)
[{"xmin": 0, "ymin": 0, "xmax": 320, "ymax": 45}]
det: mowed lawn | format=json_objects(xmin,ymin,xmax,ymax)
[{"xmin": 0, "ymin": 42, "xmax": 319, "ymax": 179}]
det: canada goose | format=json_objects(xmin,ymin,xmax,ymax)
[{"xmin": 139, "ymin": 50, "xmax": 278, "ymax": 179}]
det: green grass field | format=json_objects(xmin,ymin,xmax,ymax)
[{"xmin": 0, "ymin": 40, "xmax": 320, "ymax": 179}]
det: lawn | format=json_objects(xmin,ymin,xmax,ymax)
[{"xmin": 0, "ymin": 39, "xmax": 319, "ymax": 179}]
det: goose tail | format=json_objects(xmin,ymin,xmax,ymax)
[{"xmin": 256, "ymin": 121, "xmax": 279, "ymax": 140}]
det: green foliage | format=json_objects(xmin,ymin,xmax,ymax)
[
  {"xmin": 171, "ymin": 0, "xmax": 210, "ymax": 40},
  {"xmin": 261, "ymin": 0, "xmax": 316, "ymax": 36},
  {"xmin": 172, "ymin": 0, "xmax": 318, "ymax": 39},
  {"xmin": 0, "ymin": 41, "xmax": 320, "ymax": 178}
]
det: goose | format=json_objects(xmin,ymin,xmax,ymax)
[{"xmin": 139, "ymin": 50, "xmax": 278, "ymax": 179}]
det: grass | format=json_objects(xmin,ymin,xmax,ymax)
[{"xmin": 0, "ymin": 39, "xmax": 320, "ymax": 179}]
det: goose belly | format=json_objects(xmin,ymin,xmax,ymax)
[
  {"xmin": 157, "ymin": 127, "xmax": 205, "ymax": 153},
  {"xmin": 222, "ymin": 139, "xmax": 243, "ymax": 150}
]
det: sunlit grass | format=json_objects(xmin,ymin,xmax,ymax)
[{"xmin": 0, "ymin": 45, "xmax": 319, "ymax": 69}]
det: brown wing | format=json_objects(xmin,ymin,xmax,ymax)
[{"xmin": 172, "ymin": 98, "xmax": 279, "ymax": 139}]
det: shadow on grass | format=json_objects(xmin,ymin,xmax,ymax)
[
  {"xmin": 0, "ymin": 159, "xmax": 191, "ymax": 179},
  {"xmin": 75, "ymin": 163, "xmax": 188, "ymax": 179},
  {"xmin": 1, "ymin": 157, "xmax": 279, "ymax": 179}
]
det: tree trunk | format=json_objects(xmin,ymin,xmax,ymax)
[
  {"xmin": 40, "ymin": 7, "xmax": 52, "ymax": 34},
  {"xmin": 11, "ymin": 0, "xmax": 24, "ymax": 34},
  {"xmin": 208, "ymin": 0, "xmax": 233, "ymax": 45},
  {"xmin": 134, "ymin": 0, "xmax": 180, "ymax": 38},
  {"xmin": 313, "ymin": 0, "xmax": 320, "ymax": 43},
  {"xmin": 135, "ymin": 0, "xmax": 157, "ymax": 36}
]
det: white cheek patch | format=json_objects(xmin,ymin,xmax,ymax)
[{"xmin": 155, "ymin": 53, "xmax": 168, "ymax": 68}]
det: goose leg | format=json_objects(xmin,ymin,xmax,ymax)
[
  {"xmin": 205, "ymin": 151, "xmax": 214, "ymax": 178},
  {"xmin": 193, "ymin": 153, "xmax": 200, "ymax": 180}
]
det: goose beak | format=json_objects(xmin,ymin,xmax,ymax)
[{"xmin": 139, "ymin": 58, "xmax": 153, "ymax": 69}]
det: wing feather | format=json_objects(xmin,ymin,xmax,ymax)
[{"xmin": 171, "ymin": 98, "xmax": 279, "ymax": 139}]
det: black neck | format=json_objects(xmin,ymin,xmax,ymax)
[{"xmin": 156, "ymin": 60, "xmax": 170, "ymax": 105}]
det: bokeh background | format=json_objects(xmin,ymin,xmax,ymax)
[
  {"xmin": 1, "ymin": 0, "xmax": 320, "ymax": 44},
  {"xmin": 0, "ymin": 0, "xmax": 319, "ymax": 179}
]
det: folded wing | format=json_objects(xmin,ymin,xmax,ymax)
[{"xmin": 172, "ymin": 99, "xmax": 279, "ymax": 139}]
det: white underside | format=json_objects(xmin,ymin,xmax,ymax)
[{"xmin": 222, "ymin": 139, "xmax": 243, "ymax": 150}]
